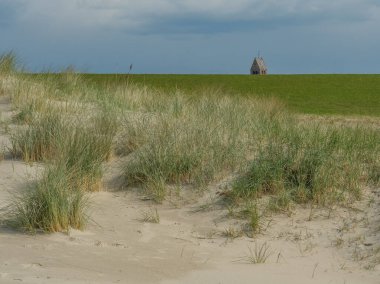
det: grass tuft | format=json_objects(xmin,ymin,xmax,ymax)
[
  {"xmin": 140, "ymin": 208, "xmax": 160, "ymax": 223},
  {"xmin": 10, "ymin": 111, "xmax": 64, "ymax": 162},
  {"xmin": 0, "ymin": 52, "xmax": 18, "ymax": 75},
  {"xmin": 223, "ymin": 226, "xmax": 243, "ymax": 239},
  {"xmin": 5, "ymin": 165, "xmax": 89, "ymax": 233},
  {"xmin": 232, "ymin": 124, "xmax": 379, "ymax": 206},
  {"xmin": 242, "ymin": 242, "xmax": 272, "ymax": 264}
]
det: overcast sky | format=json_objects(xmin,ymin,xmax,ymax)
[{"xmin": 0, "ymin": 0, "xmax": 379, "ymax": 74}]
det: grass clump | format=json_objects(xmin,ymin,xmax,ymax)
[
  {"xmin": 122, "ymin": 94, "xmax": 257, "ymax": 200},
  {"xmin": 3, "ymin": 70, "xmax": 117, "ymax": 232},
  {"xmin": 61, "ymin": 113, "xmax": 117, "ymax": 191},
  {"xmin": 240, "ymin": 242, "xmax": 272, "ymax": 264},
  {"xmin": 5, "ymin": 109, "xmax": 116, "ymax": 232},
  {"xmin": 59, "ymin": 126, "xmax": 105, "ymax": 191},
  {"xmin": 13, "ymin": 104, "xmax": 35, "ymax": 124},
  {"xmin": 0, "ymin": 52, "xmax": 18, "ymax": 75},
  {"xmin": 232, "ymin": 124, "xmax": 380, "ymax": 207},
  {"xmin": 6, "ymin": 165, "xmax": 89, "ymax": 233},
  {"xmin": 10, "ymin": 106, "xmax": 117, "ymax": 190},
  {"xmin": 10, "ymin": 112, "xmax": 65, "ymax": 162},
  {"xmin": 139, "ymin": 208, "xmax": 160, "ymax": 223},
  {"xmin": 223, "ymin": 226, "xmax": 244, "ymax": 239}
]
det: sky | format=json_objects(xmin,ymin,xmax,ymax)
[{"xmin": 0, "ymin": 0, "xmax": 379, "ymax": 74}]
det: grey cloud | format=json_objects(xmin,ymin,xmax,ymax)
[
  {"xmin": 98, "ymin": 0, "xmax": 380, "ymax": 35},
  {"xmin": 3, "ymin": 0, "xmax": 379, "ymax": 35},
  {"xmin": 118, "ymin": 9, "xmax": 374, "ymax": 35}
]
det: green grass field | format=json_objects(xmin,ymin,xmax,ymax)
[{"xmin": 83, "ymin": 74, "xmax": 380, "ymax": 117}]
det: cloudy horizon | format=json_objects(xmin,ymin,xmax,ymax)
[{"xmin": 1, "ymin": 0, "xmax": 379, "ymax": 74}]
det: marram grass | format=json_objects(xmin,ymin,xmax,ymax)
[
  {"xmin": 232, "ymin": 124, "xmax": 380, "ymax": 208},
  {"xmin": 6, "ymin": 165, "xmax": 89, "ymax": 233},
  {"xmin": 121, "ymin": 93, "xmax": 263, "ymax": 201},
  {"xmin": 2, "ymin": 61, "xmax": 117, "ymax": 232}
]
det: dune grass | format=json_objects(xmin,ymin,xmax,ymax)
[
  {"xmin": 113, "ymin": 85, "xmax": 379, "ymax": 234},
  {"xmin": 10, "ymin": 108, "xmax": 116, "ymax": 184},
  {"xmin": 6, "ymin": 108, "xmax": 116, "ymax": 232},
  {"xmin": 1, "ymin": 60, "xmax": 117, "ymax": 232},
  {"xmin": 7, "ymin": 164, "xmax": 89, "ymax": 233},
  {"xmin": 10, "ymin": 112, "xmax": 64, "ymax": 162},
  {"xmin": 120, "ymin": 92, "xmax": 275, "ymax": 201},
  {"xmin": 232, "ymin": 124, "xmax": 379, "ymax": 209},
  {"xmin": 0, "ymin": 52, "xmax": 18, "ymax": 75},
  {"xmin": 1, "ymin": 52, "xmax": 379, "ymax": 233},
  {"xmin": 118, "ymin": 87, "xmax": 379, "ymax": 210}
]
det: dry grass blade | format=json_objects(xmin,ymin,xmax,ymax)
[
  {"xmin": 240, "ymin": 242, "xmax": 272, "ymax": 264},
  {"xmin": 140, "ymin": 208, "xmax": 160, "ymax": 223},
  {"xmin": 223, "ymin": 226, "xmax": 244, "ymax": 239}
]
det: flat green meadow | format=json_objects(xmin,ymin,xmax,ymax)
[{"xmin": 84, "ymin": 74, "xmax": 380, "ymax": 117}]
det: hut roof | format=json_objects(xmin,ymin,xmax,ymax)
[{"xmin": 253, "ymin": 57, "xmax": 267, "ymax": 71}]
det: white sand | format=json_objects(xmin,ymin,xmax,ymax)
[{"xmin": 1, "ymin": 95, "xmax": 379, "ymax": 284}]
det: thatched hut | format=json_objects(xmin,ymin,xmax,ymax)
[{"xmin": 250, "ymin": 57, "xmax": 267, "ymax": 75}]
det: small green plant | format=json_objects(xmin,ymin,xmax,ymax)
[
  {"xmin": 297, "ymin": 240, "xmax": 316, "ymax": 257},
  {"xmin": 0, "ymin": 148, "xmax": 4, "ymax": 161},
  {"xmin": 0, "ymin": 82, "xmax": 5, "ymax": 96},
  {"xmin": 267, "ymin": 190, "xmax": 294, "ymax": 214},
  {"xmin": 140, "ymin": 208, "xmax": 160, "ymax": 223},
  {"xmin": 223, "ymin": 226, "xmax": 243, "ymax": 239},
  {"xmin": 233, "ymin": 202, "xmax": 263, "ymax": 235},
  {"xmin": 248, "ymin": 205, "xmax": 261, "ymax": 234},
  {"xmin": 333, "ymin": 237, "xmax": 344, "ymax": 248},
  {"xmin": 142, "ymin": 176, "xmax": 167, "ymax": 203},
  {"xmin": 13, "ymin": 106, "xmax": 34, "ymax": 124},
  {"xmin": 243, "ymin": 242, "xmax": 272, "ymax": 264}
]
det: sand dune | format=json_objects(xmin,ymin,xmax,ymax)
[{"xmin": 1, "ymin": 94, "xmax": 379, "ymax": 284}]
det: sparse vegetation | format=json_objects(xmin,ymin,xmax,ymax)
[
  {"xmin": 140, "ymin": 208, "xmax": 160, "ymax": 223},
  {"xmin": 0, "ymin": 52, "xmax": 18, "ymax": 74},
  {"xmin": 241, "ymin": 242, "xmax": 272, "ymax": 264},
  {"xmin": 223, "ymin": 226, "xmax": 244, "ymax": 239}
]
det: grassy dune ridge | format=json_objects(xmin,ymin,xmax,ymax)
[{"xmin": 1, "ymin": 53, "xmax": 379, "ymax": 233}]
